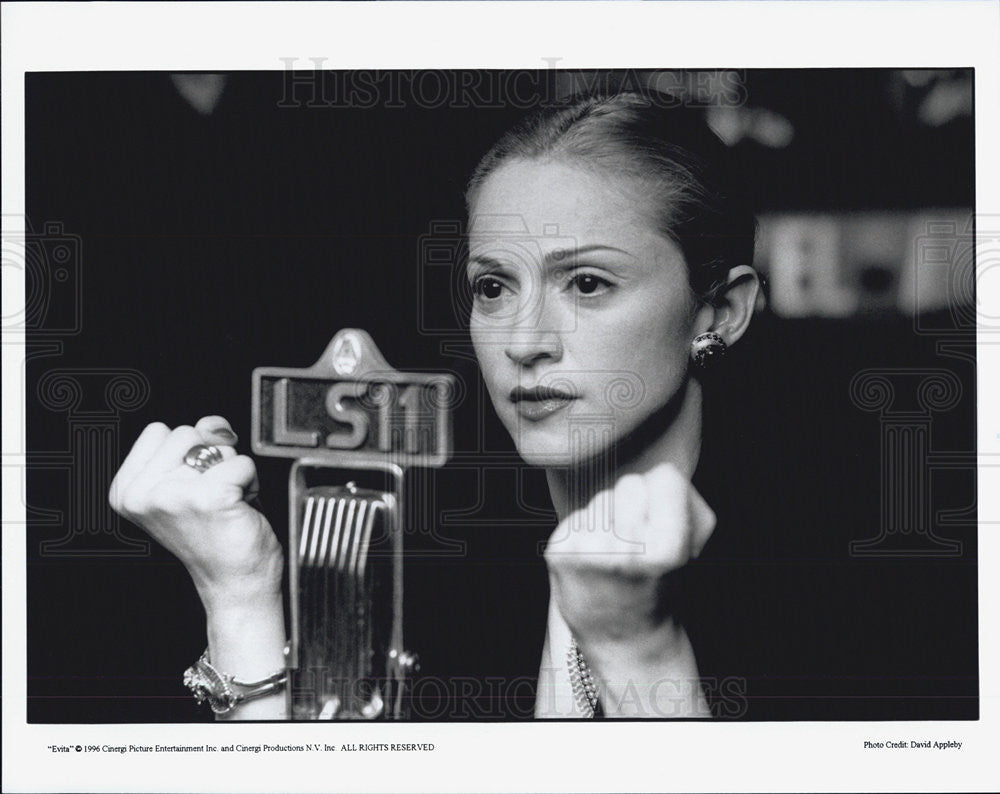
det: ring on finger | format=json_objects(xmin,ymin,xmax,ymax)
[{"xmin": 183, "ymin": 444, "xmax": 224, "ymax": 473}]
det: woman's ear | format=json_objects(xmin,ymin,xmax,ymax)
[{"xmin": 701, "ymin": 265, "xmax": 761, "ymax": 347}]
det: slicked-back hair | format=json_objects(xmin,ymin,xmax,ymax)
[{"xmin": 466, "ymin": 92, "xmax": 757, "ymax": 304}]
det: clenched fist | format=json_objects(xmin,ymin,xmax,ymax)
[
  {"xmin": 109, "ymin": 416, "xmax": 283, "ymax": 610},
  {"xmin": 544, "ymin": 462, "xmax": 715, "ymax": 710}
]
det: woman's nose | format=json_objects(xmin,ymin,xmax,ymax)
[
  {"xmin": 503, "ymin": 307, "xmax": 564, "ymax": 366},
  {"xmin": 497, "ymin": 282, "xmax": 566, "ymax": 366},
  {"xmin": 504, "ymin": 330, "xmax": 563, "ymax": 367}
]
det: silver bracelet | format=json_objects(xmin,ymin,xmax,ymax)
[{"xmin": 183, "ymin": 648, "xmax": 287, "ymax": 715}]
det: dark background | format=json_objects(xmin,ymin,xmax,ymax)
[{"xmin": 25, "ymin": 69, "xmax": 977, "ymax": 721}]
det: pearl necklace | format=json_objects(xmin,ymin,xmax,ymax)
[{"xmin": 567, "ymin": 637, "xmax": 602, "ymax": 718}]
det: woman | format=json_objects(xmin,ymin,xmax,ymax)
[{"xmin": 109, "ymin": 91, "xmax": 760, "ymax": 720}]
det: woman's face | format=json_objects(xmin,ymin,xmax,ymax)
[{"xmin": 468, "ymin": 157, "xmax": 699, "ymax": 467}]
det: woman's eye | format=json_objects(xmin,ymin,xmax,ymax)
[
  {"xmin": 569, "ymin": 274, "xmax": 612, "ymax": 296},
  {"xmin": 472, "ymin": 276, "xmax": 509, "ymax": 302}
]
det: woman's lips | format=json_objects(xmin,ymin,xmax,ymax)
[{"xmin": 510, "ymin": 385, "xmax": 578, "ymax": 421}]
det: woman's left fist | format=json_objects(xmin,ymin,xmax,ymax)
[{"xmin": 543, "ymin": 463, "xmax": 715, "ymax": 650}]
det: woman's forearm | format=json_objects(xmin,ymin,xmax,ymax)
[{"xmin": 109, "ymin": 417, "xmax": 290, "ymax": 720}]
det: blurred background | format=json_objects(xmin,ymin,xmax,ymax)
[{"xmin": 23, "ymin": 69, "xmax": 977, "ymax": 721}]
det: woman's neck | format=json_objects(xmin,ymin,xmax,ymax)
[{"xmin": 545, "ymin": 377, "xmax": 703, "ymax": 521}]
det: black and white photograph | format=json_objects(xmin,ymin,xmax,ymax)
[{"xmin": 3, "ymin": 2, "xmax": 999, "ymax": 792}]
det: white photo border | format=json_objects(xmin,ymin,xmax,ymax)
[{"xmin": 3, "ymin": 2, "xmax": 998, "ymax": 792}]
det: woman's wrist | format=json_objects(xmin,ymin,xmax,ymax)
[
  {"xmin": 582, "ymin": 622, "xmax": 710, "ymax": 719},
  {"xmin": 583, "ymin": 618, "xmax": 685, "ymax": 668},
  {"xmin": 203, "ymin": 590, "xmax": 288, "ymax": 720},
  {"xmin": 197, "ymin": 573, "xmax": 282, "ymax": 617},
  {"xmin": 205, "ymin": 593, "xmax": 286, "ymax": 668},
  {"xmin": 191, "ymin": 543, "xmax": 285, "ymax": 614}
]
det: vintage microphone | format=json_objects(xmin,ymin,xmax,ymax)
[{"xmin": 251, "ymin": 329, "xmax": 454, "ymax": 719}]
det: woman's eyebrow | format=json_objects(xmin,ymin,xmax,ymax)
[
  {"xmin": 543, "ymin": 244, "xmax": 635, "ymax": 265},
  {"xmin": 466, "ymin": 254, "xmax": 505, "ymax": 270},
  {"xmin": 468, "ymin": 244, "xmax": 635, "ymax": 270}
]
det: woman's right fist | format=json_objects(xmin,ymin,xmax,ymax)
[{"xmin": 108, "ymin": 416, "xmax": 283, "ymax": 608}]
